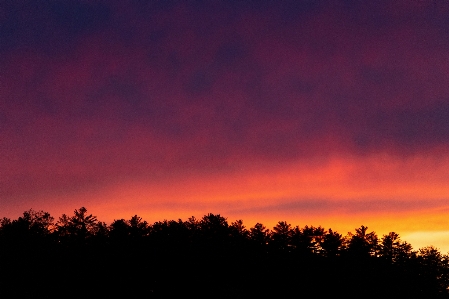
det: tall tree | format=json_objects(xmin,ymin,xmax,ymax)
[
  {"xmin": 416, "ymin": 246, "xmax": 449, "ymax": 296},
  {"xmin": 291, "ymin": 225, "xmax": 326, "ymax": 256},
  {"xmin": 270, "ymin": 221, "xmax": 293, "ymax": 252},
  {"xmin": 249, "ymin": 223, "xmax": 270, "ymax": 250},
  {"xmin": 56, "ymin": 207, "xmax": 98, "ymax": 243},
  {"xmin": 345, "ymin": 225, "xmax": 378, "ymax": 258},
  {"xmin": 321, "ymin": 228, "xmax": 344, "ymax": 257},
  {"xmin": 379, "ymin": 232, "xmax": 412, "ymax": 263},
  {"xmin": 128, "ymin": 215, "xmax": 149, "ymax": 238}
]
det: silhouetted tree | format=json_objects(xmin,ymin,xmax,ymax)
[
  {"xmin": 110, "ymin": 219, "xmax": 129, "ymax": 240},
  {"xmin": 0, "ymin": 208, "xmax": 448, "ymax": 297},
  {"xmin": 345, "ymin": 225, "xmax": 378, "ymax": 258},
  {"xmin": 199, "ymin": 213, "xmax": 228, "ymax": 233},
  {"xmin": 229, "ymin": 219, "xmax": 249, "ymax": 249},
  {"xmin": 150, "ymin": 219, "xmax": 172, "ymax": 241},
  {"xmin": 270, "ymin": 221, "xmax": 293, "ymax": 252},
  {"xmin": 128, "ymin": 215, "xmax": 149, "ymax": 239},
  {"xmin": 199, "ymin": 213, "xmax": 228, "ymax": 237},
  {"xmin": 55, "ymin": 207, "xmax": 98, "ymax": 244},
  {"xmin": 93, "ymin": 221, "xmax": 109, "ymax": 243},
  {"xmin": 0, "ymin": 217, "xmax": 11, "ymax": 235},
  {"xmin": 230, "ymin": 219, "xmax": 248, "ymax": 237},
  {"xmin": 321, "ymin": 228, "xmax": 344, "ymax": 257},
  {"xmin": 416, "ymin": 246, "xmax": 449, "ymax": 296},
  {"xmin": 378, "ymin": 232, "xmax": 413, "ymax": 264},
  {"xmin": 291, "ymin": 225, "xmax": 325, "ymax": 256},
  {"xmin": 0, "ymin": 209, "xmax": 54, "ymax": 247},
  {"xmin": 150, "ymin": 219, "xmax": 190, "ymax": 252},
  {"xmin": 196, "ymin": 213, "xmax": 230, "ymax": 254},
  {"xmin": 249, "ymin": 223, "xmax": 270, "ymax": 250}
]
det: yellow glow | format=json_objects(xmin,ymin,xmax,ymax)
[
  {"xmin": 17, "ymin": 153, "xmax": 449, "ymax": 252},
  {"xmin": 402, "ymin": 231, "xmax": 449, "ymax": 254}
]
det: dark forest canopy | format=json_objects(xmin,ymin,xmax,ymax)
[{"xmin": 1, "ymin": 207, "xmax": 449, "ymax": 298}]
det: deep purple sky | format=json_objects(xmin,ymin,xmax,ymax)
[{"xmin": 2, "ymin": 0, "xmax": 449, "ymax": 249}]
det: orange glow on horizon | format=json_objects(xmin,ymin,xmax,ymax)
[{"xmin": 8, "ymin": 153, "xmax": 449, "ymax": 252}]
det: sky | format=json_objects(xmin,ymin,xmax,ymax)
[{"xmin": 2, "ymin": 0, "xmax": 449, "ymax": 252}]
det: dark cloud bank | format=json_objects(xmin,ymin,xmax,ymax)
[{"xmin": 2, "ymin": 0, "xmax": 449, "ymax": 199}]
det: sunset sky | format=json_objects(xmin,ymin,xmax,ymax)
[{"xmin": 2, "ymin": 0, "xmax": 449, "ymax": 252}]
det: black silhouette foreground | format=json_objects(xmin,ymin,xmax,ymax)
[{"xmin": 1, "ymin": 208, "xmax": 448, "ymax": 298}]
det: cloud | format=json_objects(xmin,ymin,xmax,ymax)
[
  {"xmin": 228, "ymin": 197, "xmax": 449, "ymax": 216},
  {"xmin": 2, "ymin": 0, "xmax": 449, "ymax": 209}
]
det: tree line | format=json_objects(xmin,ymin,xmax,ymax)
[{"xmin": 1, "ymin": 207, "xmax": 448, "ymax": 297}]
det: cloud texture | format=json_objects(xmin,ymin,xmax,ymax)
[{"xmin": 2, "ymin": 1, "xmax": 449, "ymax": 250}]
